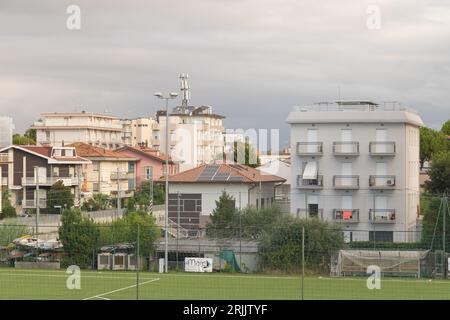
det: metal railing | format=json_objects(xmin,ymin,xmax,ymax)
[
  {"xmin": 296, "ymin": 208, "xmax": 324, "ymax": 219},
  {"xmin": 332, "ymin": 142, "xmax": 359, "ymax": 155},
  {"xmin": 333, "ymin": 209, "xmax": 359, "ymax": 223},
  {"xmin": 296, "ymin": 142, "xmax": 323, "ymax": 155},
  {"xmin": 333, "ymin": 175, "xmax": 360, "ymax": 189},
  {"xmin": 21, "ymin": 176, "xmax": 80, "ymax": 186},
  {"xmin": 369, "ymin": 209, "xmax": 396, "ymax": 223},
  {"xmin": 296, "ymin": 175, "xmax": 324, "ymax": 189},
  {"xmin": 369, "ymin": 142, "xmax": 396, "ymax": 155},
  {"xmin": 369, "ymin": 175, "xmax": 396, "ymax": 189}
]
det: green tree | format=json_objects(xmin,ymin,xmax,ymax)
[
  {"xmin": 259, "ymin": 216, "xmax": 344, "ymax": 273},
  {"xmin": 232, "ymin": 141, "xmax": 261, "ymax": 168},
  {"xmin": 424, "ymin": 151, "xmax": 450, "ymax": 195},
  {"xmin": 98, "ymin": 211, "xmax": 159, "ymax": 257},
  {"xmin": 12, "ymin": 133, "xmax": 35, "ymax": 145},
  {"xmin": 1, "ymin": 188, "xmax": 16, "ymax": 219},
  {"xmin": 239, "ymin": 204, "xmax": 283, "ymax": 239},
  {"xmin": 421, "ymin": 196, "xmax": 450, "ymax": 251},
  {"xmin": 81, "ymin": 193, "xmax": 110, "ymax": 211},
  {"xmin": 206, "ymin": 191, "xmax": 238, "ymax": 238},
  {"xmin": 127, "ymin": 182, "xmax": 165, "ymax": 213},
  {"xmin": 441, "ymin": 120, "xmax": 450, "ymax": 136},
  {"xmin": 24, "ymin": 128, "xmax": 36, "ymax": 142},
  {"xmin": 58, "ymin": 208, "xmax": 100, "ymax": 267},
  {"xmin": 420, "ymin": 127, "xmax": 447, "ymax": 169},
  {"xmin": 46, "ymin": 181, "xmax": 75, "ymax": 214}
]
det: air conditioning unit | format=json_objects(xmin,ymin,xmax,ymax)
[
  {"xmin": 369, "ymin": 177, "xmax": 375, "ymax": 186},
  {"xmin": 386, "ymin": 179, "xmax": 395, "ymax": 186}
]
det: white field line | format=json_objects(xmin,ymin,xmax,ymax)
[{"xmin": 83, "ymin": 278, "xmax": 160, "ymax": 300}]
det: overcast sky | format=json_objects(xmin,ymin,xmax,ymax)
[{"xmin": 0, "ymin": 0, "xmax": 449, "ymax": 148}]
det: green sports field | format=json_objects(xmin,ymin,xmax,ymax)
[{"xmin": 0, "ymin": 268, "xmax": 449, "ymax": 300}]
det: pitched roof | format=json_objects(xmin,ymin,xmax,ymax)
[
  {"xmin": 21, "ymin": 146, "xmax": 52, "ymax": 157},
  {"xmin": 0, "ymin": 145, "xmax": 90, "ymax": 164},
  {"xmin": 68, "ymin": 142, "xmax": 136, "ymax": 160},
  {"xmin": 115, "ymin": 145, "xmax": 177, "ymax": 163},
  {"xmin": 162, "ymin": 163, "xmax": 286, "ymax": 184}
]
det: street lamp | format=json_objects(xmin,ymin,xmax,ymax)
[{"xmin": 154, "ymin": 91, "xmax": 178, "ymax": 273}]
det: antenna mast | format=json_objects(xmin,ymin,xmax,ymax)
[{"xmin": 179, "ymin": 73, "xmax": 190, "ymax": 107}]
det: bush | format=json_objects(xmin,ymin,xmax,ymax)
[
  {"xmin": 259, "ymin": 216, "xmax": 344, "ymax": 273},
  {"xmin": 1, "ymin": 206, "xmax": 16, "ymax": 219}
]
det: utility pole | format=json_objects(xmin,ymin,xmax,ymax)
[
  {"xmin": 136, "ymin": 224, "xmax": 140, "ymax": 300},
  {"xmin": 443, "ymin": 193, "xmax": 447, "ymax": 279},
  {"xmin": 116, "ymin": 167, "xmax": 121, "ymax": 220},
  {"xmin": 176, "ymin": 191, "xmax": 180, "ymax": 270},
  {"xmin": 302, "ymin": 226, "xmax": 305, "ymax": 300},
  {"xmin": 34, "ymin": 166, "xmax": 40, "ymax": 236}
]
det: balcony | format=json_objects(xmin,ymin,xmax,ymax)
[
  {"xmin": 333, "ymin": 175, "xmax": 360, "ymax": 189},
  {"xmin": 0, "ymin": 153, "xmax": 11, "ymax": 163},
  {"xmin": 333, "ymin": 209, "xmax": 359, "ymax": 223},
  {"xmin": 296, "ymin": 175, "xmax": 323, "ymax": 189},
  {"xmin": 21, "ymin": 176, "xmax": 80, "ymax": 186},
  {"xmin": 332, "ymin": 142, "xmax": 359, "ymax": 156},
  {"xmin": 369, "ymin": 142, "xmax": 396, "ymax": 156},
  {"xmin": 110, "ymin": 172, "xmax": 134, "ymax": 180},
  {"xmin": 22, "ymin": 199, "xmax": 47, "ymax": 209},
  {"xmin": 369, "ymin": 175, "xmax": 396, "ymax": 189},
  {"xmin": 296, "ymin": 208, "xmax": 324, "ymax": 219},
  {"xmin": 296, "ymin": 142, "xmax": 323, "ymax": 156},
  {"xmin": 369, "ymin": 209, "xmax": 396, "ymax": 223}
]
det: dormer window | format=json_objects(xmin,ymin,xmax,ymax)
[{"xmin": 52, "ymin": 147, "xmax": 76, "ymax": 158}]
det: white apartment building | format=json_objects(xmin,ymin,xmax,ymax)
[
  {"xmin": 287, "ymin": 101, "xmax": 424, "ymax": 243},
  {"xmin": 33, "ymin": 112, "xmax": 123, "ymax": 149},
  {"xmin": 0, "ymin": 117, "xmax": 14, "ymax": 148}
]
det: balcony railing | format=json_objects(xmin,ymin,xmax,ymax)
[
  {"xmin": 296, "ymin": 175, "xmax": 324, "ymax": 189},
  {"xmin": 110, "ymin": 172, "xmax": 134, "ymax": 180},
  {"xmin": 296, "ymin": 142, "xmax": 323, "ymax": 156},
  {"xmin": 296, "ymin": 208, "xmax": 324, "ymax": 219},
  {"xmin": 369, "ymin": 142, "xmax": 396, "ymax": 156},
  {"xmin": 22, "ymin": 199, "xmax": 47, "ymax": 209},
  {"xmin": 333, "ymin": 209, "xmax": 359, "ymax": 223},
  {"xmin": 369, "ymin": 209, "xmax": 396, "ymax": 223},
  {"xmin": 369, "ymin": 175, "xmax": 396, "ymax": 189},
  {"xmin": 332, "ymin": 142, "xmax": 360, "ymax": 156},
  {"xmin": 21, "ymin": 176, "xmax": 80, "ymax": 186},
  {"xmin": 0, "ymin": 153, "xmax": 11, "ymax": 163},
  {"xmin": 333, "ymin": 175, "xmax": 360, "ymax": 189}
]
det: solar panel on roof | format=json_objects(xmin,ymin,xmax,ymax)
[
  {"xmin": 228, "ymin": 176, "xmax": 244, "ymax": 182},
  {"xmin": 197, "ymin": 165, "xmax": 220, "ymax": 181},
  {"xmin": 212, "ymin": 172, "xmax": 230, "ymax": 181}
]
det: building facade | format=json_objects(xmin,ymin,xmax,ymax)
[
  {"xmin": 0, "ymin": 117, "xmax": 14, "ymax": 148},
  {"xmin": 287, "ymin": 101, "xmax": 424, "ymax": 242},
  {"xmin": 69, "ymin": 143, "xmax": 138, "ymax": 201},
  {"xmin": 0, "ymin": 145, "xmax": 90, "ymax": 211},
  {"xmin": 33, "ymin": 112, "xmax": 123, "ymax": 149}
]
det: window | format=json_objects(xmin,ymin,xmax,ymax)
[
  {"xmin": 53, "ymin": 167, "xmax": 59, "ymax": 177},
  {"xmin": 369, "ymin": 231, "xmax": 393, "ymax": 242},
  {"xmin": 128, "ymin": 162, "xmax": 135, "ymax": 174},
  {"xmin": 261, "ymin": 198, "xmax": 265, "ymax": 208},
  {"xmin": 93, "ymin": 183, "xmax": 100, "ymax": 192},
  {"xmin": 145, "ymin": 167, "xmax": 153, "ymax": 180}
]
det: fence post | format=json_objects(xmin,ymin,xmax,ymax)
[
  {"xmin": 302, "ymin": 226, "xmax": 305, "ymax": 300},
  {"xmin": 136, "ymin": 223, "xmax": 140, "ymax": 300}
]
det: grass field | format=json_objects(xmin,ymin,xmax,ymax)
[{"xmin": 0, "ymin": 268, "xmax": 449, "ymax": 300}]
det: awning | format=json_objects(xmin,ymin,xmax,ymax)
[{"xmin": 302, "ymin": 161, "xmax": 318, "ymax": 180}]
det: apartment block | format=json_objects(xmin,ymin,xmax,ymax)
[
  {"xmin": 0, "ymin": 117, "xmax": 14, "ymax": 148},
  {"xmin": 33, "ymin": 112, "xmax": 123, "ymax": 149},
  {"xmin": 0, "ymin": 145, "xmax": 90, "ymax": 211},
  {"xmin": 286, "ymin": 101, "xmax": 424, "ymax": 242},
  {"xmin": 69, "ymin": 143, "xmax": 138, "ymax": 200}
]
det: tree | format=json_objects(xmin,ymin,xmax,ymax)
[
  {"xmin": 81, "ymin": 193, "xmax": 110, "ymax": 211},
  {"xmin": 58, "ymin": 208, "xmax": 100, "ymax": 267},
  {"xmin": 239, "ymin": 204, "xmax": 283, "ymax": 239},
  {"xmin": 127, "ymin": 181, "xmax": 165, "ymax": 213},
  {"xmin": 441, "ymin": 120, "xmax": 450, "ymax": 136},
  {"xmin": 12, "ymin": 133, "xmax": 35, "ymax": 145},
  {"xmin": 421, "ymin": 196, "xmax": 450, "ymax": 251},
  {"xmin": 0, "ymin": 188, "xmax": 16, "ymax": 219},
  {"xmin": 259, "ymin": 216, "xmax": 344, "ymax": 272},
  {"xmin": 206, "ymin": 191, "xmax": 238, "ymax": 238},
  {"xmin": 46, "ymin": 181, "xmax": 75, "ymax": 214},
  {"xmin": 24, "ymin": 128, "xmax": 36, "ymax": 142},
  {"xmin": 419, "ymin": 127, "xmax": 447, "ymax": 169},
  {"xmin": 232, "ymin": 141, "xmax": 261, "ymax": 168},
  {"xmin": 424, "ymin": 151, "xmax": 450, "ymax": 195}
]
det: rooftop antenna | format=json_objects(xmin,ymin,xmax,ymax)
[{"xmin": 179, "ymin": 73, "xmax": 191, "ymax": 107}]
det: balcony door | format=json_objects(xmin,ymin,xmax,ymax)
[
  {"xmin": 307, "ymin": 129, "xmax": 318, "ymax": 153},
  {"xmin": 375, "ymin": 128, "xmax": 387, "ymax": 153},
  {"xmin": 307, "ymin": 195, "xmax": 319, "ymax": 218},
  {"xmin": 35, "ymin": 167, "xmax": 47, "ymax": 184},
  {"xmin": 341, "ymin": 162, "xmax": 352, "ymax": 186},
  {"xmin": 341, "ymin": 129, "xmax": 352, "ymax": 153},
  {"xmin": 375, "ymin": 162, "xmax": 387, "ymax": 186}
]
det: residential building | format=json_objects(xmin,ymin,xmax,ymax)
[
  {"xmin": 121, "ymin": 119, "xmax": 133, "ymax": 146},
  {"xmin": 0, "ymin": 117, "xmax": 14, "ymax": 148},
  {"xmin": 259, "ymin": 152, "xmax": 291, "ymax": 166},
  {"xmin": 0, "ymin": 145, "xmax": 90, "ymax": 211},
  {"xmin": 287, "ymin": 100, "xmax": 424, "ymax": 242},
  {"xmin": 32, "ymin": 111, "xmax": 123, "ymax": 149},
  {"xmin": 69, "ymin": 143, "xmax": 138, "ymax": 201},
  {"xmin": 162, "ymin": 163, "xmax": 285, "ymax": 234},
  {"xmin": 259, "ymin": 158, "xmax": 291, "ymax": 213},
  {"xmin": 115, "ymin": 145, "xmax": 180, "ymax": 187}
]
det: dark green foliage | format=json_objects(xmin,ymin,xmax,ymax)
[
  {"xmin": 1, "ymin": 188, "xmax": 16, "ymax": 219},
  {"xmin": 58, "ymin": 208, "xmax": 100, "ymax": 268},
  {"xmin": 424, "ymin": 151, "xmax": 450, "ymax": 194},
  {"xmin": 232, "ymin": 141, "xmax": 261, "ymax": 168},
  {"xmin": 206, "ymin": 191, "xmax": 238, "ymax": 238},
  {"xmin": 259, "ymin": 216, "xmax": 344, "ymax": 273},
  {"xmin": 46, "ymin": 181, "xmax": 74, "ymax": 214},
  {"xmin": 441, "ymin": 120, "xmax": 450, "ymax": 136},
  {"xmin": 421, "ymin": 196, "xmax": 450, "ymax": 251},
  {"xmin": 420, "ymin": 127, "xmax": 448, "ymax": 169},
  {"xmin": 81, "ymin": 193, "xmax": 110, "ymax": 211}
]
